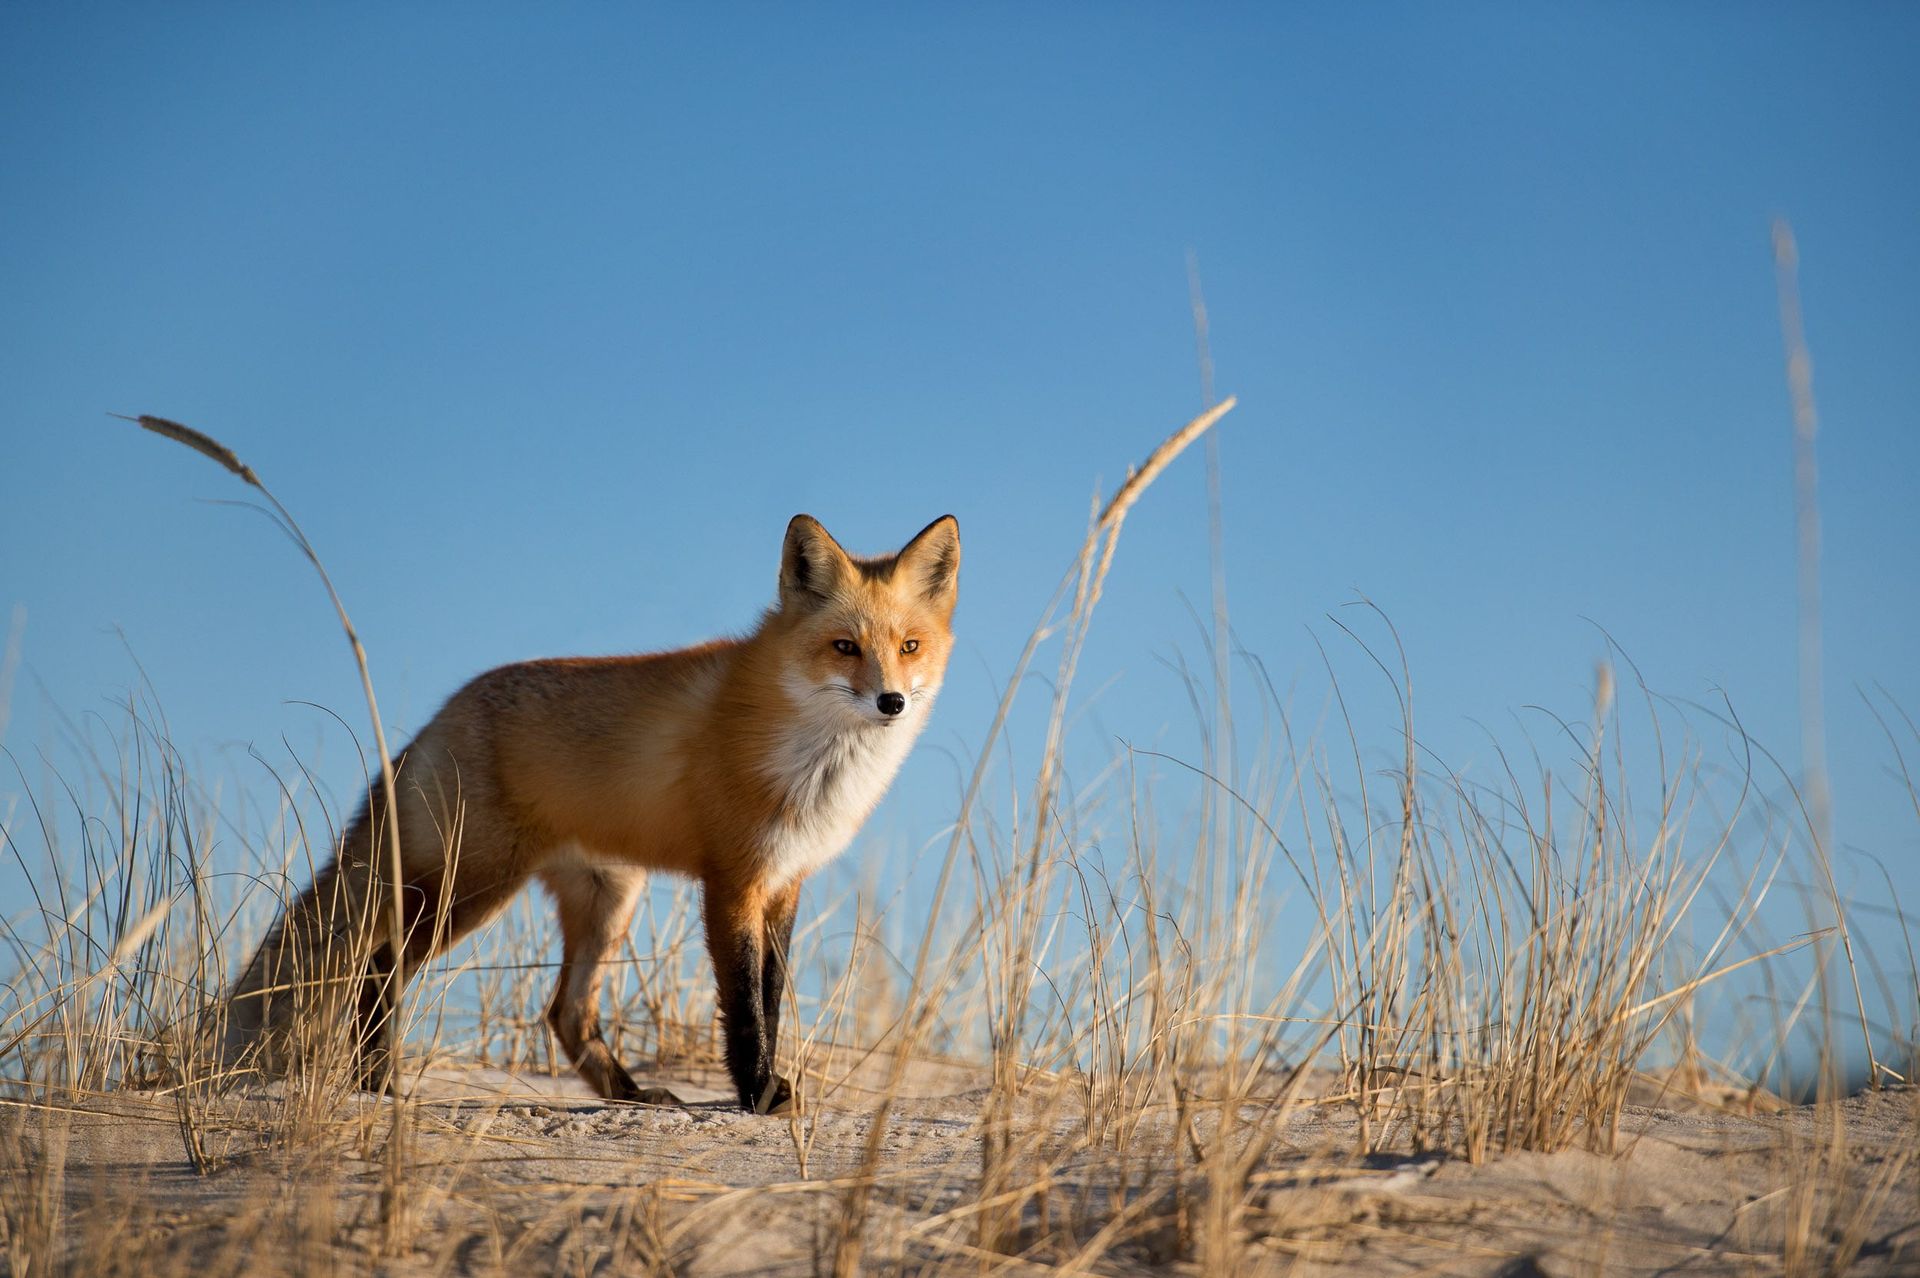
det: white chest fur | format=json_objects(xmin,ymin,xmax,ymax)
[{"xmin": 756, "ymin": 710, "xmax": 921, "ymax": 891}]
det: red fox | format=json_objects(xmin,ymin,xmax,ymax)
[{"xmin": 223, "ymin": 513, "xmax": 959, "ymax": 1114}]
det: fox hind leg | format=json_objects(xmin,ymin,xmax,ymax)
[
  {"xmin": 541, "ymin": 853, "xmax": 677, "ymax": 1105},
  {"xmin": 353, "ymin": 859, "xmax": 532, "ymax": 1093}
]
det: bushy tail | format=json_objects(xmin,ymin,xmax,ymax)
[{"xmin": 216, "ymin": 804, "xmax": 389, "ymax": 1084}]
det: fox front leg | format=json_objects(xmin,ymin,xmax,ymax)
[
  {"xmin": 703, "ymin": 877, "xmax": 795, "ymax": 1114},
  {"xmin": 760, "ymin": 878, "xmax": 801, "ymax": 1077}
]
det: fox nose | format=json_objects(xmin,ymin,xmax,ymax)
[{"xmin": 876, "ymin": 691, "xmax": 906, "ymax": 717}]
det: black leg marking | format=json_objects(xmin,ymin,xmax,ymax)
[
  {"xmin": 703, "ymin": 881, "xmax": 793, "ymax": 1113},
  {"xmin": 761, "ymin": 882, "xmax": 801, "ymax": 1082}
]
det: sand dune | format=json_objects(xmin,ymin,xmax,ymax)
[{"xmin": 12, "ymin": 1058, "xmax": 1914, "ymax": 1276}]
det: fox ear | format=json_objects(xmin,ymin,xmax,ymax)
[
  {"xmin": 779, "ymin": 514, "xmax": 855, "ymax": 609},
  {"xmin": 894, "ymin": 514, "xmax": 960, "ymax": 607}
]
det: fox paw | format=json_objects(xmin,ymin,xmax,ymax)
[
  {"xmin": 631, "ymin": 1086, "xmax": 682, "ymax": 1107},
  {"xmin": 752, "ymin": 1074, "xmax": 796, "ymax": 1116}
]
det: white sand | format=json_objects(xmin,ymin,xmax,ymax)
[{"xmin": 11, "ymin": 1059, "xmax": 1916, "ymax": 1275}]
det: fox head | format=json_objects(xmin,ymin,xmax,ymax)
[{"xmin": 773, "ymin": 513, "xmax": 960, "ymax": 729}]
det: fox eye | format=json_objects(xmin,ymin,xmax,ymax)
[
  {"xmin": 832, "ymin": 639, "xmax": 860, "ymax": 657},
  {"xmin": 900, "ymin": 639, "xmax": 920, "ymax": 654}
]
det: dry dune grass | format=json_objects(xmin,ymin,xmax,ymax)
[{"xmin": 3, "ymin": 398, "xmax": 1917, "ymax": 1275}]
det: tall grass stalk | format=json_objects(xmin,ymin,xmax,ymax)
[
  {"xmin": 116, "ymin": 413, "xmax": 415, "ymax": 1242},
  {"xmin": 1770, "ymin": 223, "xmax": 1878, "ymax": 1088},
  {"xmin": 831, "ymin": 396, "xmax": 1236, "ymax": 1273}
]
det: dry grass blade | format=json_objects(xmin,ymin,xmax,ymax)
[
  {"xmin": 0, "ymin": 604, "xmax": 25, "ymax": 745},
  {"xmin": 1097, "ymin": 396, "xmax": 1234, "ymax": 531},
  {"xmin": 110, "ymin": 413, "xmax": 261, "ymax": 486}
]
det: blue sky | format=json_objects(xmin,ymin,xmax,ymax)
[{"xmin": 3, "ymin": 6, "xmax": 1917, "ymax": 1058}]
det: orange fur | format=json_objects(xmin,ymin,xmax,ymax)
[{"xmin": 224, "ymin": 514, "xmax": 959, "ymax": 1112}]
